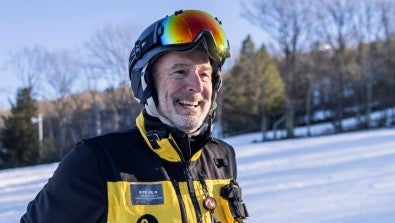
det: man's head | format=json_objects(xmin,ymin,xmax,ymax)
[
  {"xmin": 128, "ymin": 9, "xmax": 230, "ymax": 134},
  {"xmin": 153, "ymin": 49, "xmax": 213, "ymax": 134}
]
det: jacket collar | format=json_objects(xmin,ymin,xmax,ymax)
[{"xmin": 136, "ymin": 111, "xmax": 213, "ymax": 163}]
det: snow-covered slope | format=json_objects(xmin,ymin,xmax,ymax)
[
  {"xmin": 1, "ymin": 128, "xmax": 395, "ymax": 223},
  {"xmin": 228, "ymin": 128, "xmax": 395, "ymax": 223}
]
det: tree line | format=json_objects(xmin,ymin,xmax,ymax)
[
  {"xmin": 234, "ymin": 0, "xmax": 395, "ymax": 138},
  {"xmin": 1, "ymin": 0, "xmax": 395, "ymax": 168}
]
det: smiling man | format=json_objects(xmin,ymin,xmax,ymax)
[
  {"xmin": 153, "ymin": 50, "xmax": 213, "ymax": 134},
  {"xmin": 21, "ymin": 9, "xmax": 248, "ymax": 223}
]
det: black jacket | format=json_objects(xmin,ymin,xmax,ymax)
[{"xmin": 21, "ymin": 111, "xmax": 243, "ymax": 223}]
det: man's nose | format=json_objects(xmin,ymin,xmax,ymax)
[{"xmin": 185, "ymin": 72, "xmax": 204, "ymax": 93}]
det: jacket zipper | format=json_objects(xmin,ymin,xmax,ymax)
[
  {"xmin": 184, "ymin": 162, "xmax": 203, "ymax": 223},
  {"xmin": 172, "ymin": 180, "xmax": 188, "ymax": 223},
  {"xmin": 169, "ymin": 138, "xmax": 203, "ymax": 222}
]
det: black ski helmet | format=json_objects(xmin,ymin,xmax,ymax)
[{"xmin": 128, "ymin": 9, "xmax": 230, "ymax": 107}]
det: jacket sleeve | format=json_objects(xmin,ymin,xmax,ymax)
[{"xmin": 20, "ymin": 140, "xmax": 107, "ymax": 223}]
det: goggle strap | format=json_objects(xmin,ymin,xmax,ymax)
[
  {"xmin": 140, "ymin": 87, "xmax": 152, "ymax": 105},
  {"xmin": 140, "ymin": 64, "xmax": 153, "ymax": 104},
  {"xmin": 134, "ymin": 22, "xmax": 161, "ymax": 62}
]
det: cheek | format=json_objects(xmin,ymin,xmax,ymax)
[
  {"xmin": 156, "ymin": 78, "xmax": 177, "ymax": 100},
  {"xmin": 203, "ymin": 83, "xmax": 213, "ymax": 99}
]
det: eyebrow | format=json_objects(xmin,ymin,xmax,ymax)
[
  {"xmin": 169, "ymin": 63, "xmax": 189, "ymax": 69},
  {"xmin": 167, "ymin": 63, "xmax": 213, "ymax": 72}
]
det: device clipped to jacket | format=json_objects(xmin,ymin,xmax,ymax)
[{"xmin": 220, "ymin": 180, "xmax": 249, "ymax": 222}]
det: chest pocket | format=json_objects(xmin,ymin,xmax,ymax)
[
  {"xmin": 107, "ymin": 181, "xmax": 180, "ymax": 223},
  {"xmin": 107, "ymin": 180, "xmax": 237, "ymax": 223}
]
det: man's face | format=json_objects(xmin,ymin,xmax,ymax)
[{"xmin": 153, "ymin": 49, "xmax": 213, "ymax": 134}]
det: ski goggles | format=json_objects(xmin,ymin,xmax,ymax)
[
  {"xmin": 159, "ymin": 10, "xmax": 230, "ymax": 60},
  {"xmin": 130, "ymin": 10, "xmax": 230, "ymax": 71}
]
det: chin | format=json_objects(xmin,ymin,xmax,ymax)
[{"xmin": 175, "ymin": 119, "xmax": 202, "ymax": 133}]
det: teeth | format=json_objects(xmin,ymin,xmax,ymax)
[{"xmin": 178, "ymin": 100, "xmax": 198, "ymax": 106}]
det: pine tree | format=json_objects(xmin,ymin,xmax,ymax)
[
  {"xmin": 222, "ymin": 36, "xmax": 285, "ymax": 136},
  {"xmin": 0, "ymin": 87, "xmax": 39, "ymax": 167}
]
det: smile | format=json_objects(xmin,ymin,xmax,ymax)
[{"xmin": 177, "ymin": 99, "xmax": 200, "ymax": 107}]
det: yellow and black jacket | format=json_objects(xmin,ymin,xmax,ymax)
[{"xmin": 21, "ymin": 111, "xmax": 246, "ymax": 223}]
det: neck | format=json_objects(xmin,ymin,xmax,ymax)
[{"xmin": 144, "ymin": 99, "xmax": 209, "ymax": 136}]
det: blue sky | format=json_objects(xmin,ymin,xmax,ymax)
[{"xmin": 0, "ymin": 0, "xmax": 267, "ymax": 108}]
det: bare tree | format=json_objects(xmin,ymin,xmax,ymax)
[
  {"xmin": 242, "ymin": 0, "xmax": 312, "ymax": 138},
  {"xmin": 44, "ymin": 51, "xmax": 78, "ymax": 100},
  {"xmin": 41, "ymin": 50, "xmax": 80, "ymax": 158},
  {"xmin": 5, "ymin": 46, "xmax": 49, "ymax": 159},
  {"xmin": 353, "ymin": 0, "xmax": 390, "ymax": 128},
  {"xmin": 313, "ymin": 0, "xmax": 358, "ymax": 132},
  {"xmin": 84, "ymin": 24, "xmax": 136, "ymax": 87},
  {"xmin": 84, "ymin": 24, "xmax": 138, "ymax": 130},
  {"xmin": 377, "ymin": 0, "xmax": 395, "ymax": 126},
  {"xmin": 7, "ymin": 45, "xmax": 47, "ymax": 95}
]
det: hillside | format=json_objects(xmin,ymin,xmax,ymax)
[
  {"xmin": 1, "ymin": 128, "xmax": 395, "ymax": 223},
  {"xmin": 227, "ymin": 128, "xmax": 395, "ymax": 222}
]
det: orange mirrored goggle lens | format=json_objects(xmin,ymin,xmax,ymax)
[{"xmin": 160, "ymin": 10, "xmax": 230, "ymax": 59}]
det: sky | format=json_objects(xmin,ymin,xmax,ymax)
[
  {"xmin": 0, "ymin": 0, "xmax": 267, "ymax": 109},
  {"xmin": 1, "ymin": 126, "xmax": 395, "ymax": 222}
]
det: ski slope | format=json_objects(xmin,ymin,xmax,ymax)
[{"xmin": 1, "ymin": 128, "xmax": 395, "ymax": 223}]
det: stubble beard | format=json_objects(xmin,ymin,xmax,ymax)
[{"xmin": 157, "ymin": 94, "xmax": 211, "ymax": 134}]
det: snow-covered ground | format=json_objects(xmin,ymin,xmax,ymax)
[
  {"xmin": 227, "ymin": 128, "xmax": 395, "ymax": 223},
  {"xmin": 1, "ymin": 127, "xmax": 395, "ymax": 222}
]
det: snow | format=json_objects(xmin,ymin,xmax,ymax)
[
  {"xmin": 228, "ymin": 128, "xmax": 395, "ymax": 223},
  {"xmin": 1, "ymin": 128, "xmax": 395, "ymax": 222}
]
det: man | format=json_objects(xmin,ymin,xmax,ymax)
[{"xmin": 21, "ymin": 9, "xmax": 248, "ymax": 223}]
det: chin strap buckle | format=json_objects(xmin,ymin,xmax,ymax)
[{"xmin": 147, "ymin": 129, "xmax": 168, "ymax": 149}]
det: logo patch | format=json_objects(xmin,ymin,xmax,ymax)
[
  {"xmin": 137, "ymin": 214, "xmax": 158, "ymax": 223},
  {"xmin": 130, "ymin": 183, "xmax": 164, "ymax": 205}
]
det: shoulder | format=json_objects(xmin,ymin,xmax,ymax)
[
  {"xmin": 212, "ymin": 138, "xmax": 234, "ymax": 148},
  {"xmin": 209, "ymin": 138, "xmax": 235, "ymax": 154},
  {"xmin": 73, "ymin": 127, "xmax": 148, "ymax": 181},
  {"xmin": 79, "ymin": 127, "xmax": 145, "ymax": 157},
  {"xmin": 199, "ymin": 137, "xmax": 238, "ymax": 178},
  {"xmin": 82, "ymin": 127, "xmax": 141, "ymax": 147},
  {"xmin": 202, "ymin": 137, "xmax": 237, "ymax": 165}
]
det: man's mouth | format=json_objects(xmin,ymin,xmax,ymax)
[{"xmin": 177, "ymin": 99, "xmax": 199, "ymax": 108}]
